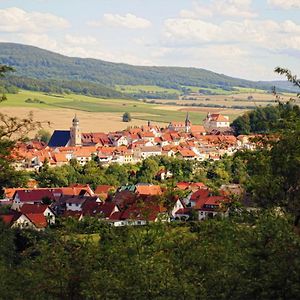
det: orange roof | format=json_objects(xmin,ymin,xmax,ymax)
[
  {"xmin": 209, "ymin": 114, "xmax": 229, "ymax": 122},
  {"xmin": 135, "ymin": 185, "xmax": 162, "ymax": 196},
  {"xmin": 54, "ymin": 153, "xmax": 68, "ymax": 163},
  {"xmin": 191, "ymin": 125, "xmax": 206, "ymax": 133},
  {"xmin": 4, "ymin": 188, "xmax": 23, "ymax": 199},
  {"xmin": 94, "ymin": 185, "xmax": 115, "ymax": 195},
  {"xmin": 178, "ymin": 149, "xmax": 196, "ymax": 157},
  {"xmin": 170, "ymin": 122, "xmax": 185, "ymax": 127}
]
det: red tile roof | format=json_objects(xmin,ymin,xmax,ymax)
[
  {"xmin": 20, "ymin": 204, "xmax": 50, "ymax": 214},
  {"xmin": 26, "ymin": 213, "xmax": 48, "ymax": 228},
  {"xmin": 190, "ymin": 189, "xmax": 210, "ymax": 202},
  {"xmin": 14, "ymin": 190, "xmax": 58, "ymax": 203}
]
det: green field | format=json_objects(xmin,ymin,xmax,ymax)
[
  {"xmin": 116, "ymin": 84, "xmax": 181, "ymax": 95},
  {"xmin": 2, "ymin": 90, "xmax": 215, "ymax": 124}
]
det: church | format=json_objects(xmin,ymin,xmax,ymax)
[{"xmin": 48, "ymin": 115, "xmax": 82, "ymax": 147}]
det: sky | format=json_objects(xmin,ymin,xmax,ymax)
[{"xmin": 0, "ymin": 0, "xmax": 299, "ymax": 81}]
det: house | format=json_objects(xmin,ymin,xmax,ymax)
[
  {"xmin": 72, "ymin": 147, "xmax": 96, "ymax": 166},
  {"xmin": 12, "ymin": 189, "xmax": 60, "ymax": 209},
  {"xmin": 203, "ymin": 113, "xmax": 230, "ymax": 130},
  {"xmin": 1, "ymin": 211, "xmax": 48, "ymax": 230},
  {"xmin": 113, "ymin": 203, "xmax": 169, "ymax": 226},
  {"xmin": 63, "ymin": 195, "xmax": 101, "ymax": 212},
  {"xmin": 197, "ymin": 196, "xmax": 229, "ymax": 220},
  {"xmin": 171, "ymin": 198, "xmax": 186, "ymax": 218},
  {"xmin": 19, "ymin": 204, "xmax": 56, "ymax": 225},
  {"xmin": 134, "ymin": 146, "xmax": 162, "ymax": 159},
  {"xmin": 186, "ymin": 188, "xmax": 211, "ymax": 207},
  {"xmin": 177, "ymin": 149, "xmax": 198, "ymax": 160},
  {"xmin": 94, "ymin": 185, "xmax": 115, "ymax": 200},
  {"xmin": 82, "ymin": 201, "xmax": 119, "ymax": 219}
]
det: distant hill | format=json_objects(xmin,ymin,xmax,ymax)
[{"xmin": 0, "ymin": 42, "xmax": 294, "ymax": 95}]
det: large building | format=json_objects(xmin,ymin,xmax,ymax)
[{"xmin": 48, "ymin": 115, "xmax": 82, "ymax": 147}]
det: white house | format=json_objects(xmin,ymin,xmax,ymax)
[{"xmin": 203, "ymin": 113, "xmax": 230, "ymax": 129}]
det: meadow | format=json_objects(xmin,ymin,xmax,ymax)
[{"xmin": 2, "ymin": 89, "xmax": 287, "ymax": 135}]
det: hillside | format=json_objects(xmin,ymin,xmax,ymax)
[{"xmin": 0, "ymin": 42, "xmax": 282, "ymax": 93}]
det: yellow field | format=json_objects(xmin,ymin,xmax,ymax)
[{"xmin": 0, "ymin": 107, "xmax": 155, "ymax": 137}]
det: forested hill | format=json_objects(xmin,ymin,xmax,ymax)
[{"xmin": 0, "ymin": 42, "xmax": 283, "ymax": 91}]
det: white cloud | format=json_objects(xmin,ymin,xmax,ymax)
[
  {"xmin": 179, "ymin": 0, "xmax": 257, "ymax": 19},
  {"xmin": 164, "ymin": 18, "xmax": 221, "ymax": 43},
  {"xmin": 268, "ymin": 0, "xmax": 300, "ymax": 9},
  {"xmin": 163, "ymin": 17, "xmax": 300, "ymax": 52},
  {"xmin": 89, "ymin": 13, "xmax": 151, "ymax": 29},
  {"xmin": 0, "ymin": 7, "xmax": 69, "ymax": 33},
  {"xmin": 64, "ymin": 34, "xmax": 98, "ymax": 46},
  {"xmin": 18, "ymin": 33, "xmax": 58, "ymax": 51}
]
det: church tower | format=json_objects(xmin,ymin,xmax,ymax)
[
  {"xmin": 185, "ymin": 112, "xmax": 191, "ymax": 133},
  {"xmin": 70, "ymin": 115, "xmax": 82, "ymax": 147}
]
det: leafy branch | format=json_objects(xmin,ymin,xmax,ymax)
[{"xmin": 275, "ymin": 67, "xmax": 300, "ymax": 98}]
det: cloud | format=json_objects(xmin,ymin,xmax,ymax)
[
  {"xmin": 0, "ymin": 7, "xmax": 69, "ymax": 33},
  {"xmin": 18, "ymin": 33, "xmax": 58, "ymax": 51},
  {"xmin": 268, "ymin": 0, "xmax": 300, "ymax": 9},
  {"xmin": 179, "ymin": 0, "xmax": 257, "ymax": 19},
  {"xmin": 88, "ymin": 13, "xmax": 151, "ymax": 29},
  {"xmin": 64, "ymin": 34, "xmax": 98, "ymax": 46},
  {"xmin": 162, "ymin": 17, "xmax": 300, "ymax": 52}
]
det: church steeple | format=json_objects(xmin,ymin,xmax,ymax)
[
  {"xmin": 70, "ymin": 115, "xmax": 82, "ymax": 146},
  {"xmin": 185, "ymin": 112, "xmax": 191, "ymax": 133}
]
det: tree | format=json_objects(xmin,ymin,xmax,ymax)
[
  {"xmin": 243, "ymin": 68, "xmax": 300, "ymax": 226},
  {"xmin": 0, "ymin": 65, "xmax": 44, "ymax": 194},
  {"xmin": 136, "ymin": 157, "xmax": 159, "ymax": 183},
  {"xmin": 122, "ymin": 112, "xmax": 131, "ymax": 122},
  {"xmin": 34, "ymin": 129, "xmax": 51, "ymax": 143}
]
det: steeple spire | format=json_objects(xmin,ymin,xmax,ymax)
[
  {"xmin": 185, "ymin": 112, "xmax": 190, "ymax": 126},
  {"xmin": 185, "ymin": 112, "xmax": 191, "ymax": 133}
]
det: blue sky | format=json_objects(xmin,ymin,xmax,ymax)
[{"xmin": 0, "ymin": 0, "xmax": 299, "ymax": 80}]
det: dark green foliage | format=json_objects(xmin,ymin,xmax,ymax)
[
  {"xmin": 231, "ymin": 102, "xmax": 300, "ymax": 135},
  {"xmin": 122, "ymin": 112, "xmax": 131, "ymax": 122},
  {"xmin": 1, "ymin": 212, "xmax": 299, "ymax": 299},
  {"xmin": 1, "ymin": 76, "xmax": 126, "ymax": 98}
]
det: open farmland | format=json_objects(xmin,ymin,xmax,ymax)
[
  {"xmin": 4, "ymin": 89, "xmax": 295, "ymax": 136},
  {"xmin": 0, "ymin": 90, "xmax": 227, "ymax": 135},
  {"xmin": 147, "ymin": 92, "xmax": 298, "ymax": 108},
  {"xmin": 3, "ymin": 90, "xmax": 297, "ymax": 135}
]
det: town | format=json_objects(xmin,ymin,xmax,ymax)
[
  {"xmin": 0, "ymin": 111, "xmax": 256, "ymax": 230},
  {"xmin": 12, "ymin": 112, "xmax": 255, "ymax": 170}
]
